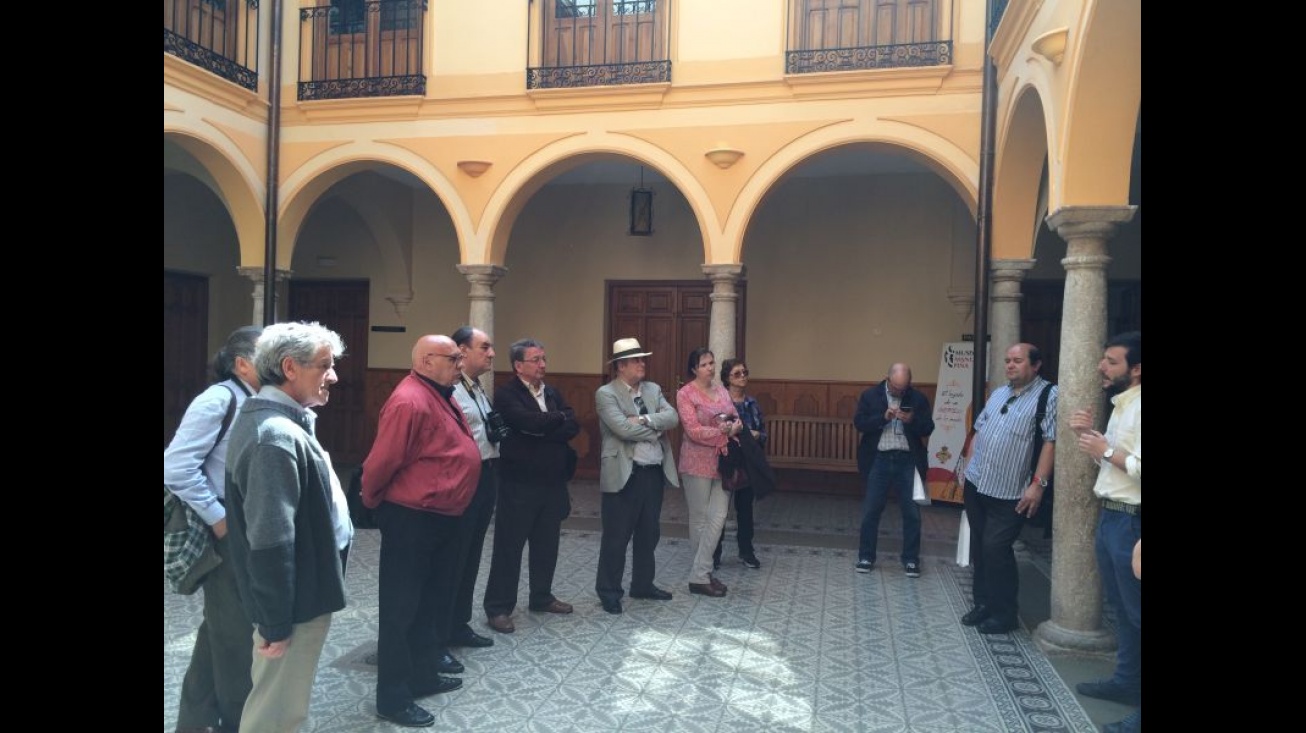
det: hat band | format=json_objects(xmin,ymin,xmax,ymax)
[{"xmin": 612, "ymin": 347, "xmax": 649, "ymax": 361}]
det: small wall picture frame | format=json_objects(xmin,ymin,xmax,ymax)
[{"xmin": 629, "ymin": 188, "xmax": 654, "ymax": 236}]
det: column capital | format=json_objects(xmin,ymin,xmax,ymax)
[
  {"xmin": 1046, "ymin": 205, "xmax": 1138, "ymax": 241},
  {"xmin": 990, "ymin": 259, "xmax": 1034, "ymax": 303},
  {"xmin": 456, "ymin": 264, "xmax": 508, "ymax": 287},
  {"xmin": 701, "ymin": 263, "xmax": 746, "ymax": 283},
  {"xmin": 946, "ymin": 288, "xmax": 974, "ymax": 322},
  {"xmin": 236, "ymin": 266, "xmax": 293, "ymax": 282}
]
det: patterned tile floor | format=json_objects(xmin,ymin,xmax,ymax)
[{"xmin": 164, "ymin": 481, "xmax": 1116, "ymax": 732}]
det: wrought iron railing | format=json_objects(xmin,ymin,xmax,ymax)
[
  {"xmin": 528, "ymin": 0, "xmax": 671, "ymax": 90},
  {"xmin": 785, "ymin": 0, "xmax": 953, "ymax": 75},
  {"xmin": 298, "ymin": 0, "xmax": 426, "ymax": 101},
  {"xmin": 164, "ymin": 0, "xmax": 260, "ymax": 90}
]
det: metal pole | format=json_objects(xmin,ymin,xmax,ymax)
[
  {"xmin": 263, "ymin": 0, "xmax": 284, "ymax": 326},
  {"xmin": 972, "ymin": 0, "xmax": 998, "ymax": 402}
]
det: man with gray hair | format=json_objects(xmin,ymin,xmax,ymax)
[{"xmin": 225, "ymin": 321, "xmax": 353, "ymax": 733}]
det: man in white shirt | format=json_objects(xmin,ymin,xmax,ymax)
[{"xmin": 1069, "ymin": 331, "xmax": 1142, "ymax": 733}]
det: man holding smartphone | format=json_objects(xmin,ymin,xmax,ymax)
[{"xmin": 853, "ymin": 363, "xmax": 935, "ymax": 578}]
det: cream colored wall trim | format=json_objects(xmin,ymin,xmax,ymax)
[{"xmin": 164, "ymin": 54, "xmax": 267, "ymax": 119}]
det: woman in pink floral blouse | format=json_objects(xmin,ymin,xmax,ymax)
[{"xmin": 676, "ymin": 347, "xmax": 743, "ymax": 597}]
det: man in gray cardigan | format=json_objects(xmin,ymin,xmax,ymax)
[
  {"xmin": 593, "ymin": 338, "xmax": 680, "ymax": 615},
  {"xmin": 225, "ymin": 321, "xmax": 352, "ymax": 733}
]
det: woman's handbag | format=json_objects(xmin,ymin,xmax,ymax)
[{"xmin": 717, "ymin": 437, "xmax": 748, "ymax": 491}]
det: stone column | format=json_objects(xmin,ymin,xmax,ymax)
[
  {"xmin": 238, "ymin": 266, "xmax": 291, "ymax": 325},
  {"xmin": 988, "ymin": 260, "xmax": 1034, "ymax": 384},
  {"xmin": 1034, "ymin": 205, "xmax": 1137, "ymax": 655},
  {"xmin": 702, "ymin": 264, "xmax": 745, "ymax": 363},
  {"xmin": 456, "ymin": 264, "xmax": 508, "ymax": 394}
]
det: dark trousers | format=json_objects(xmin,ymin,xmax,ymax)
[
  {"xmin": 857, "ymin": 450, "xmax": 922, "ymax": 565},
  {"xmin": 483, "ymin": 476, "xmax": 568, "ymax": 616},
  {"xmin": 713, "ymin": 486, "xmax": 755, "ymax": 564},
  {"xmin": 448, "ymin": 459, "xmax": 499, "ymax": 638},
  {"xmin": 175, "ymin": 533, "xmax": 253, "ymax": 731},
  {"xmin": 375, "ymin": 502, "xmax": 462, "ymax": 714},
  {"xmin": 596, "ymin": 465, "xmax": 665, "ymax": 603},
  {"xmin": 963, "ymin": 480, "xmax": 1026, "ymax": 622},
  {"xmin": 1097, "ymin": 508, "xmax": 1142, "ymax": 693}
]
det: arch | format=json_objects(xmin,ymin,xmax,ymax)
[
  {"xmin": 1058, "ymin": 0, "xmax": 1141, "ymax": 206},
  {"xmin": 162, "ymin": 127, "xmax": 263, "ymax": 267},
  {"xmin": 477, "ymin": 134, "xmax": 717, "ymax": 266},
  {"xmin": 991, "ymin": 86, "xmax": 1052, "ymax": 260},
  {"xmin": 730, "ymin": 123, "xmax": 978, "ymax": 263},
  {"xmin": 278, "ymin": 142, "xmax": 475, "ymax": 271}
]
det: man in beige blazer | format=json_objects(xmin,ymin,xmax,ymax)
[{"xmin": 593, "ymin": 338, "xmax": 680, "ymax": 614}]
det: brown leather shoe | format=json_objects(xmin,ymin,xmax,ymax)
[
  {"xmin": 486, "ymin": 613, "xmax": 515, "ymax": 634},
  {"xmin": 529, "ymin": 599, "xmax": 574, "ymax": 614},
  {"xmin": 688, "ymin": 582, "xmax": 725, "ymax": 597},
  {"xmin": 709, "ymin": 575, "xmax": 728, "ymax": 593}
]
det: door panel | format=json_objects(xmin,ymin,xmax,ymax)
[
  {"xmin": 289, "ymin": 280, "xmax": 370, "ymax": 465},
  {"xmin": 164, "ymin": 271, "xmax": 209, "ymax": 446}
]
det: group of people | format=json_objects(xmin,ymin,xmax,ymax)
[
  {"xmin": 166, "ymin": 322, "xmax": 1139, "ymax": 733},
  {"xmin": 850, "ymin": 335, "xmax": 1140, "ymax": 733}
]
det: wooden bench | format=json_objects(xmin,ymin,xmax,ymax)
[{"xmin": 765, "ymin": 415, "xmax": 860, "ymax": 473}]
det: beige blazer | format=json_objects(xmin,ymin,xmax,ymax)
[{"xmin": 595, "ymin": 378, "xmax": 679, "ymax": 492}]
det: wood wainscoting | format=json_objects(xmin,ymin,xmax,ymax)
[{"xmin": 359, "ymin": 370, "xmax": 935, "ymax": 497}]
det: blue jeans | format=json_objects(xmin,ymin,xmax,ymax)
[
  {"xmin": 1096, "ymin": 507, "xmax": 1142, "ymax": 693},
  {"xmin": 858, "ymin": 451, "xmax": 921, "ymax": 565}
]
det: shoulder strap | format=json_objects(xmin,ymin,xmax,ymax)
[
  {"xmin": 206, "ymin": 384, "xmax": 239, "ymax": 463},
  {"xmin": 1029, "ymin": 382, "xmax": 1054, "ymax": 476}
]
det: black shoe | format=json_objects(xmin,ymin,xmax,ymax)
[
  {"xmin": 960, "ymin": 605, "xmax": 991, "ymax": 626},
  {"xmin": 976, "ymin": 616, "xmax": 1019, "ymax": 634},
  {"xmin": 1077, "ymin": 679, "xmax": 1141, "ymax": 707},
  {"xmin": 448, "ymin": 629, "xmax": 494, "ymax": 648},
  {"xmin": 600, "ymin": 599, "xmax": 623, "ymax": 614},
  {"xmin": 740, "ymin": 555, "xmax": 761, "ymax": 569},
  {"xmin": 904, "ymin": 561, "xmax": 921, "ymax": 578},
  {"xmin": 630, "ymin": 587, "xmax": 673, "ymax": 601},
  {"xmin": 1102, "ymin": 710, "xmax": 1141, "ymax": 733},
  {"xmin": 412, "ymin": 676, "xmax": 463, "ymax": 698},
  {"xmin": 436, "ymin": 651, "xmax": 464, "ymax": 675},
  {"xmin": 377, "ymin": 702, "xmax": 435, "ymax": 728}
]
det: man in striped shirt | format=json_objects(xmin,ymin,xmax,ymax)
[{"xmin": 959, "ymin": 343, "xmax": 1057, "ymax": 635}]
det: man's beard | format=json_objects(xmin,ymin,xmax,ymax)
[{"xmin": 1103, "ymin": 372, "xmax": 1131, "ymax": 395}]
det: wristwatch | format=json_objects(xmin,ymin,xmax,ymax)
[
  {"xmin": 1034, "ymin": 475, "xmax": 1049, "ymax": 488},
  {"xmin": 638, "ymin": 415, "xmax": 648, "ymax": 426},
  {"xmin": 1102, "ymin": 447, "xmax": 1115, "ymax": 461}
]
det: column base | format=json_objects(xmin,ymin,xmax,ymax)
[{"xmin": 1033, "ymin": 619, "xmax": 1116, "ymax": 656}]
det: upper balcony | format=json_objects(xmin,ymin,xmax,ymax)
[
  {"xmin": 298, "ymin": 0, "xmax": 427, "ymax": 101},
  {"xmin": 785, "ymin": 0, "xmax": 954, "ymax": 74},
  {"xmin": 164, "ymin": 0, "xmax": 260, "ymax": 91},
  {"xmin": 527, "ymin": 0, "xmax": 671, "ymax": 90}
]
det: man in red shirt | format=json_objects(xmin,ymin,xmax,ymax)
[{"xmin": 362, "ymin": 335, "xmax": 482, "ymax": 728}]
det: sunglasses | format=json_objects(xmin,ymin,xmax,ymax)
[
  {"xmin": 730, "ymin": 370, "xmax": 749, "ymax": 378},
  {"xmin": 999, "ymin": 391, "xmax": 1020, "ymax": 415}
]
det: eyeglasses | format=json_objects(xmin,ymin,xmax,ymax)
[
  {"xmin": 522, "ymin": 356, "xmax": 547, "ymax": 364},
  {"xmin": 999, "ymin": 391, "xmax": 1021, "ymax": 415},
  {"xmin": 432, "ymin": 352, "xmax": 464, "ymax": 364},
  {"xmin": 730, "ymin": 370, "xmax": 749, "ymax": 378},
  {"xmin": 634, "ymin": 395, "xmax": 649, "ymax": 415}
]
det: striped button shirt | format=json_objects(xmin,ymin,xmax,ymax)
[{"xmin": 964, "ymin": 376, "xmax": 1058, "ymax": 501}]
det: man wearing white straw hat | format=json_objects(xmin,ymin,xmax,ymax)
[{"xmin": 593, "ymin": 338, "xmax": 680, "ymax": 615}]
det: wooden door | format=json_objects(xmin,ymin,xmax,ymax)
[
  {"xmin": 289, "ymin": 280, "xmax": 370, "ymax": 465},
  {"xmin": 164, "ymin": 271, "xmax": 210, "ymax": 446},
  {"xmin": 790, "ymin": 0, "xmax": 937, "ymax": 50},
  {"xmin": 607, "ymin": 280, "xmax": 745, "ymax": 459},
  {"xmin": 1022, "ymin": 280, "xmax": 1142, "ymax": 385},
  {"xmin": 605, "ymin": 1, "xmax": 663, "ymax": 63}
]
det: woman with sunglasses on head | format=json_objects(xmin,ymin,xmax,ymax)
[
  {"xmin": 713, "ymin": 358, "xmax": 765, "ymax": 570},
  {"xmin": 676, "ymin": 347, "xmax": 740, "ymax": 598}
]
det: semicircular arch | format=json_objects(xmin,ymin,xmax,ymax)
[
  {"xmin": 163, "ymin": 128, "xmax": 263, "ymax": 266},
  {"xmin": 478, "ymin": 134, "xmax": 717, "ymax": 265}
]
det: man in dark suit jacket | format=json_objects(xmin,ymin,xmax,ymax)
[
  {"xmin": 482, "ymin": 338, "xmax": 581, "ymax": 634},
  {"xmin": 853, "ymin": 363, "xmax": 935, "ymax": 578}
]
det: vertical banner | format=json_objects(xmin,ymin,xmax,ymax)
[{"xmin": 926, "ymin": 342, "xmax": 974, "ymax": 504}]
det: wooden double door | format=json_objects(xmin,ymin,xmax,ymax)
[
  {"xmin": 605, "ymin": 280, "xmax": 745, "ymax": 459},
  {"xmin": 289, "ymin": 280, "xmax": 371, "ymax": 465}
]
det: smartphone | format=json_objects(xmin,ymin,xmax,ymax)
[{"xmin": 899, "ymin": 405, "xmax": 913, "ymax": 413}]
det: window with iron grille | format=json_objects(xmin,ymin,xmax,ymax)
[
  {"xmin": 531, "ymin": 0, "xmax": 669, "ymax": 89},
  {"xmin": 786, "ymin": 0, "xmax": 952, "ymax": 73}
]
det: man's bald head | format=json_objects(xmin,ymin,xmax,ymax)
[
  {"xmin": 412, "ymin": 334, "xmax": 463, "ymax": 387},
  {"xmin": 888, "ymin": 363, "xmax": 912, "ymax": 393}
]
